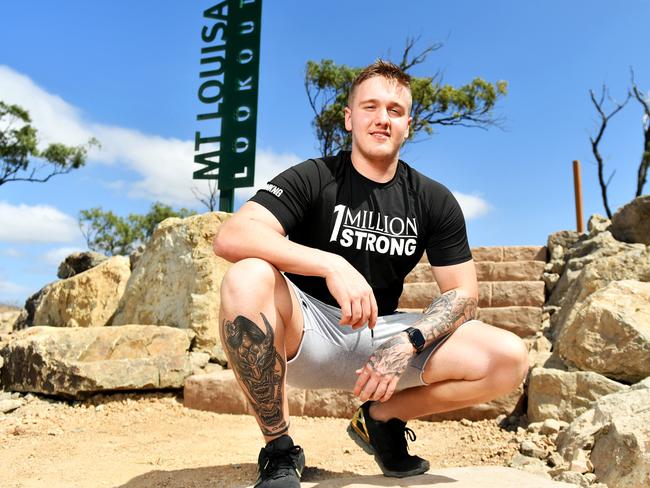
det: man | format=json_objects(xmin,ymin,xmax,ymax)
[{"xmin": 213, "ymin": 60, "xmax": 529, "ymax": 488}]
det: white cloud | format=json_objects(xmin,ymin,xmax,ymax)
[
  {"xmin": 0, "ymin": 278, "xmax": 29, "ymax": 302},
  {"xmin": 0, "ymin": 248, "xmax": 23, "ymax": 258},
  {"xmin": 0, "ymin": 201, "xmax": 82, "ymax": 243},
  {"xmin": 452, "ymin": 191, "xmax": 490, "ymax": 220},
  {"xmin": 42, "ymin": 246, "xmax": 86, "ymax": 267},
  {"xmin": 0, "ymin": 65, "xmax": 305, "ymax": 208}
]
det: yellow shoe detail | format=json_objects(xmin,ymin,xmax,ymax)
[{"xmin": 351, "ymin": 407, "xmax": 370, "ymax": 444}]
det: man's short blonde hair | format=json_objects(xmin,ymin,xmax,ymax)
[{"xmin": 348, "ymin": 60, "xmax": 411, "ymax": 105}]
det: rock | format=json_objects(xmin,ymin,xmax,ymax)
[
  {"xmin": 590, "ymin": 414, "xmax": 650, "ymax": 487},
  {"xmin": 57, "ymin": 251, "xmax": 108, "ymax": 279},
  {"xmin": 0, "ymin": 325, "xmax": 192, "ymax": 398},
  {"xmin": 556, "ymin": 387, "xmax": 650, "ymax": 488},
  {"xmin": 549, "ymin": 245, "xmax": 650, "ymax": 338},
  {"xmin": 587, "ymin": 214, "xmax": 611, "ymax": 236},
  {"xmin": 300, "ymin": 466, "xmax": 578, "ymax": 487},
  {"xmin": 0, "ymin": 398, "xmax": 23, "ymax": 414},
  {"xmin": 520, "ymin": 440, "xmax": 547, "ymax": 459},
  {"xmin": 28, "ymin": 256, "xmax": 131, "ymax": 328},
  {"xmin": 129, "ymin": 244, "xmax": 146, "ymax": 270},
  {"xmin": 556, "ymin": 280, "xmax": 650, "ymax": 383},
  {"xmin": 540, "ymin": 419, "xmax": 567, "ymax": 436},
  {"xmin": 553, "ymin": 471, "xmax": 591, "ymax": 488},
  {"xmin": 544, "ymin": 230, "xmax": 581, "ymax": 276},
  {"xmin": 184, "ymin": 369, "xmax": 523, "ymax": 421},
  {"xmin": 527, "ymin": 368, "xmax": 628, "ymax": 423},
  {"xmin": 509, "ymin": 452, "xmax": 551, "ymax": 478},
  {"xmin": 610, "ymin": 194, "xmax": 650, "ymax": 245},
  {"xmin": 0, "ymin": 310, "xmax": 20, "ymax": 334},
  {"xmin": 111, "ymin": 212, "xmax": 232, "ymax": 361}
]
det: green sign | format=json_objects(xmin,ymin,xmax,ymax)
[{"xmin": 194, "ymin": 0, "xmax": 262, "ymax": 211}]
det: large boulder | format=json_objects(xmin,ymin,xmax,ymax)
[
  {"xmin": 0, "ymin": 325, "xmax": 192, "ymax": 398},
  {"xmin": 25, "ymin": 256, "xmax": 131, "ymax": 328},
  {"xmin": 610, "ymin": 195, "xmax": 650, "ymax": 245},
  {"xmin": 547, "ymin": 231, "xmax": 644, "ymax": 309},
  {"xmin": 556, "ymin": 382, "xmax": 650, "ymax": 488},
  {"xmin": 527, "ymin": 367, "xmax": 628, "ymax": 422},
  {"xmin": 549, "ymin": 246, "xmax": 650, "ymax": 340},
  {"xmin": 57, "ymin": 251, "xmax": 108, "ymax": 279},
  {"xmin": 556, "ymin": 280, "xmax": 650, "ymax": 383},
  {"xmin": 111, "ymin": 212, "xmax": 232, "ymax": 361}
]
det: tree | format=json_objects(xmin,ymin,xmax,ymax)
[
  {"xmin": 0, "ymin": 101, "xmax": 98, "ymax": 186},
  {"xmin": 304, "ymin": 37, "xmax": 508, "ymax": 156},
  {"xmin": 588, "ymin": 86, "xmax": 631, "ymax": 218},
  {"xmin": 192, "ymin": 179, "xmax": 219, "ymax": 211},
  {"xmin": 589, "ymin": 70, "xmax": 649, "ymax": 218},
  {"xmin": 631, "ymin": 72, "xmax": 650, "ymax": 198},
  {"xmin": 79, "ymin": 202, "xmax": 196, "ymax": 256}
]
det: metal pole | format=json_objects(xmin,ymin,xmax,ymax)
[
  {"xmin": 573, "ymin": 160, "xmax": 584, "ymax": 233},
  {"xmin": 219, "ymin": 189, "xmax": 234, "ymax": 213}
]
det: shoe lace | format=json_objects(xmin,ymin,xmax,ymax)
[
  {"xmin": 261, "ymin": 445, "xmax": 302, "ymax": 478},
  {"xmin": 386, "ymin": 421, "xmax": 417, "ymax": 455}
]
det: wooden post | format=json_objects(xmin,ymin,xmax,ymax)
[{"xmin": 573, "ymin": 160, "xmax": 584, "ymax": 233}]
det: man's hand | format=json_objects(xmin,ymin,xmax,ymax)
[
  {"xmin": 324, "ymin": 254, "xmax": 378, "ymax": 330},
  {"xmin": 353, "ymin": 333, "xmax": 415, "ymax": 403}
]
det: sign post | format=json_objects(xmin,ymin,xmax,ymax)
[{"xmin": 194, "ymin": 0, "xmax": 263, "ymax": 212}]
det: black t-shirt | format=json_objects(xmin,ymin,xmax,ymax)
[{"xmin": 249, "ymin": 151, "xmax": 472, "ymax": 315}]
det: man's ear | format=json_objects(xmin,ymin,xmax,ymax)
[
  {"xmin": 344, "ymin": 106, "xmax": 352, "ymax": 132},
  {"xmin": 404, "ymin": 116, "xmax": 412, "ymax": 141}
]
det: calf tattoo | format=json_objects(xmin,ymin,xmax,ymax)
[{"xmin": 222, "ymin": 313, "xmax": 288, "ymax": 437}]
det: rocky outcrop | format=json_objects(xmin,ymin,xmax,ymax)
[
  {"xmin": 57, "ymin": 251, "xmax": 108, "ymax": 279},
  {"xmin": 527, "ymin": 368, "xmax": 628, "ymax": 422},
  {"xmin": 0, "ymin": 310, "xmax": 20, "ymax": 335},
  {"xmin": 556, "ymin": 280, "xmax": 650, "ymax": 383},
  {"xmin": 610, "ymin": 194, "xmax": 650, "ymax": 245},
  {"xmin": 548, "ymin": 244, "xmax": 650, "ymax": 340},
  {"xmin": 556, "ymin": 382, "xmax": 650, "ymax": 488},
  {"xmin": 0, "ymin": 325, "xmax": 193, "ymax": 398},
  {"xmin": 26, "ymin": 256, "xmax": 131, "ymax": 328},
  {"xmin": 111, "ymin": 212, "xmax": 232, "ymax": 362}
]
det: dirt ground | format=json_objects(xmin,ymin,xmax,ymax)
[{"xmin": 0, "ymin": 391, "xmax": 525, "ymax": 488}]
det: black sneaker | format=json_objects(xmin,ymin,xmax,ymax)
[
  {"xmin": 347, "ymin": 401, "xmax": 430, "ymax": 478},
  {"xmin": 254, "ymin": 435, "xmax": 305, "ymax": 488}
]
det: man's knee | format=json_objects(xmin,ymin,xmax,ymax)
[
  {"xmin": 220, "ymin": 258, "xmax": 280, "ymax": 302},
  {"xmin": 493, "ymin": 331, "xmax": 529, "ymax": 389}
]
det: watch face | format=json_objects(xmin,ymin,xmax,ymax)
[{"xmin": 407, "ymin": 327, "xmax": 425, "ymax": 352}]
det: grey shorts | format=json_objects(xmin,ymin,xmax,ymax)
[{"xmin": 285, "ymin": 278, "xmax": 469, "ymax": 392}]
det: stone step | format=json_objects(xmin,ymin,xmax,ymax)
[
  {"xmin": 183, "ymin": 369, "xmax": 523, "ymax": 422},
  {"xmin": 399, "ymin": 281, "xmax": 546, "ymax": 309},
  {"xmin": 398, "ymin": 306, "xmax": 543, "ymax": 338},
  {"xmin": 405, "ymin": 261, "xmax": 546, "ymax": 283},
  {"xmin": 419, "ymin": 246, "xmax": 547, "ymax": 264}
]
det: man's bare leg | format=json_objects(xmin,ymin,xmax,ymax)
[
  {"xmin": 218, "ymin": 258, "xmax": 303, "ymax": 443},
  {"xmin": 369, "ymin": 321, "xmax": 529, "ymax": 422}
]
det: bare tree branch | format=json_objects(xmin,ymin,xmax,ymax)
[
  {"xmin": 589, "ymin": 86, "xmax": 631, "ymax": 218},
  {"xmin": 192, "ymin": 179, "xmax": 219, "ymax": 212},
  {"xmin": 630, "ymin": 69, "xmax": 650, "ymax": 197}
]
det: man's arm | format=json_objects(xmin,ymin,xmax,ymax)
[
  {"xmin": 213, "ymin": 201, "xmax": 378, "ymax": 329},
  {"xmin": 353, "ymin": 259, "xmax": 478, "ymax": 402}
]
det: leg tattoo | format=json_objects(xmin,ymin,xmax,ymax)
[{"xmin": 222, "ymin": 313, "xmax": 289, "ymax": 437}]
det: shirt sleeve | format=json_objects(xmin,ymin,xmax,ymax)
[
  {"xmin": 248, "ymin": 159, "xmax": 321, "ymax": 234},
  {"xmin": 425, "ymin": 190, "xmax": 473, "ymax": 266}
]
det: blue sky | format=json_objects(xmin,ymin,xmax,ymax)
[{"xmin": 1, "ymin": 1, "xmax": 648, "ymax": 305}]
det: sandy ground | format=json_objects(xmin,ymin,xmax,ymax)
[{"xmin": 0, "ymin": 391, "xmax": 526, "ymax": 488}]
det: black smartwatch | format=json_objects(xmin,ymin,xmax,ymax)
[{"xmin": 404, "ymin": 327, "xmax": 425, "ymax": 354}]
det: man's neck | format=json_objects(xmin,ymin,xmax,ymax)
[{"xmin": 349, "ymin": 149, "xmax": 400, "ymax": 183}]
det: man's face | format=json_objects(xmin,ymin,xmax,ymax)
[{"xmin": 344, "ymin": 76, "xmax": 412, "ymax": 163}]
